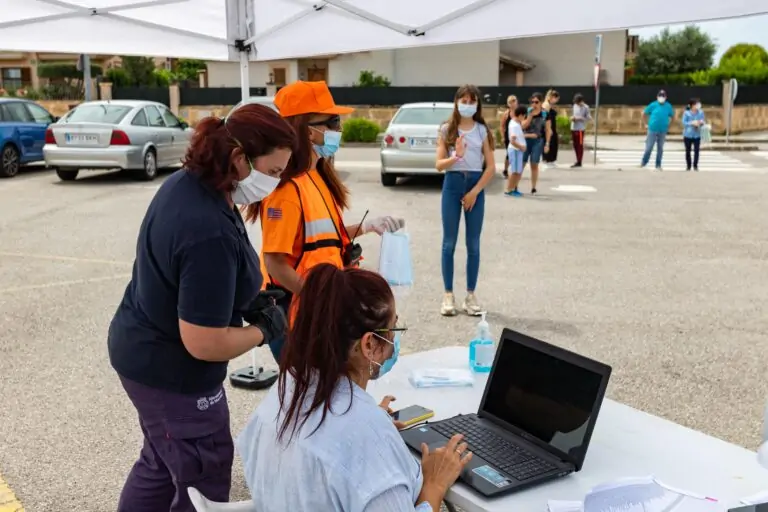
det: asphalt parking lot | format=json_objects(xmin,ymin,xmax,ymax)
[{"xmin": 1, "ymin": 152, "xmax": 767, "ymax": 511}]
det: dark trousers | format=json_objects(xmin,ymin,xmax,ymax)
[
  {"xmin": 118, "ymin": 376, "xmax": 233, "ymax": 512},
  {"xmin": 684, "ymin": 137, "xmax": 701, "ymax": 169},
  {"xmin": 543, "ymin": 133, "xmax": 559, "ymax": 163},
  {"xmin": 572, "ymin": 130, "xmax": 585, "ymax": 164}
]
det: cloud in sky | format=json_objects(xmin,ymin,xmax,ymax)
[{"xmin": 630, "ymin": 13, "xmax": 768, "ymax": 61}]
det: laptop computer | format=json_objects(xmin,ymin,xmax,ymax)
[{"xmin": 401, "ymin": 328, "xmax": 612, "ymax": 497}]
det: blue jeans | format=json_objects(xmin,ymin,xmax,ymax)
[
  {"xmin": 641, "ymin": 131, "xmax": 666, "ymax": 168},
  {"xmin": 523, "ymin": 138, "xmax": 544, "ymax": 165},
  {"xmin": 441, "ymin": 171, "xmax": 485, "ymax": 292}
]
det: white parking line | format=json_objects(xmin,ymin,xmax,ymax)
[
  {"xmin": 335, "ymin": 161, "xmax": 507, "ymax": 169},
  {"xmin": 595, "ymin": 150, "xmax": 759, "ymax": 172}
]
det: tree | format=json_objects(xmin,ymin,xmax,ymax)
[
  {"xmin": 120, "ymin": 56, "xmax": 158, "ymax": 86},
  {"xmin": 634, "ymin": 26, "xmax": 716, "ymax": 76},
  {"xmin": 354, "ymin": 70, "xmax": 391, "ymax": 87},
  {"xmin": 174, "ymin": 59, "xmax": 207, "ymax": 81},
  {"xmin": 719, "ymin": 43, "xmax": 768, "ymax": 67}
]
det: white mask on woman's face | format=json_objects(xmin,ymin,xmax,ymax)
[
  {"xmin": 695, "ymin": 103, "xmax": 702, "ymax": 110},
  {"xmin": 231, "ymin": 163, "xmax": 280, "ymax": 205}
]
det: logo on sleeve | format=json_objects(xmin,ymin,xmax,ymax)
[{"xmin": 267, "ymin": 207, "xmax": 282, "ymax": 220}]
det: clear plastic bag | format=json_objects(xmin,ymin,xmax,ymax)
[
  {"xmin": 409, "ymin": 368, "xmax": 475, "ymax": 388},
  {"xmin": 700, "ymin": 123, "xmax": 712, "ymax": 144},
  {"xmin": 378, "ymin": 231, "xmax": 413, "ymax": 293}
]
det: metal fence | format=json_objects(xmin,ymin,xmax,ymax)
[
  {"xmin": 180, "ymin": 87, "xmax": 267, "ymax": 105},
  {"xmin": 112, "ymin": 87, "xmax": 170, "ymax": 106},
  {"xmin": 733, "ymin": 85, "xmax": 768, "ymax": 105},
  {"xmin": 111, "ymin": 84, "xmax": 768, "ymax": 107}
]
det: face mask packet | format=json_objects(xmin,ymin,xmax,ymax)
[
  {"xmin": 408, "ymin": 368, "xmax": 475, "ymax": 389},
  {"xmin": 378, "ymin": 230, "xmax": 413, "ymax": 288}
]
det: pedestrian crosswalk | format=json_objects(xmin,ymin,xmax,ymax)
[
  {"xmin": 750, "ymin": 151, "xmax": 768, "ymax": 160},
  {"xmin": 594, "ymin": 150, "xmax": 757, "ymax": 172}
]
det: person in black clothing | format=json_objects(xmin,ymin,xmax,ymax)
[
  {"xmin": 543, "ymin": 89, "xmax": 560, "ymax": 168},
  {"xmin": 108, "ymin": 104, "xmax": 295, "ymax": 512}
]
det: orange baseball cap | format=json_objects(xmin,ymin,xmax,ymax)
[{"xmin": 274, "ymin": 80, "xmax": 354, "ymax": 118}]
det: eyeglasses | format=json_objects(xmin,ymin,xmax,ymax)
[
  {"xmin": 308, "ymin": 115, "xmax": 342, "ymax": 131},
  {"xmin": 530, "ymin": 100, "xmax": 540, "ymax": 104},
  {"xmin": 374, "ymin": 316, "xmax": 408, "ymax": 336}
]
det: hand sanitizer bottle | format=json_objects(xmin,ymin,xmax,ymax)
[{"xmin": 468, "ymin": 312, "xmax": 494, "ymax": 373}]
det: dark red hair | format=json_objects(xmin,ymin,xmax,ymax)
[
  {"xmin": 243, "ymin": 113, "xmax": 348, "ymax": 223},
  {"xmin": 183, "ymin": 103, "xmax": 297, "ymax": 192},
  {"xmin": 277, "ymin": 263, "xmax": 394, "ymax": 442}
]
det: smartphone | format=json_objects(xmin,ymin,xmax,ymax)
[
  {"xmin": 729, "ymin": 505, "xmax": 768, "ymax": 512},
  {"xmin": 390, "ymin": 405, "xmax": 434, "ymax": 427}
]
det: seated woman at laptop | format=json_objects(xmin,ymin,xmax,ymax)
[{"xmin": 236, "ymin": 263, "xmax": 473, "ymax": 511}]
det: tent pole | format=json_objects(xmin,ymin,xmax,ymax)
[
  {"xmin": 239, "ymin": 50, "xmax": 250, "ymax": 102},
  {"xmin": 82, "ymin": 54, "xmax": 93, "ymax": 101}
]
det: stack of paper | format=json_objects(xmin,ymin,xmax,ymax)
[
  {"xmin": 547, "ymin": 476, "xmax": 724, "ymax": 512},
  {"xmin": 741, "ymin": 489, "xmax": 768, "ymax": 505},
  {"xmin": 547, "ymin": 500, "xmax": 582, "ymax": 512}
]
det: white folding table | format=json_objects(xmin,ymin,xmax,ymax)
[{"xmin": 367, "ymin": 346, "xmax": 768, "ymax": 512}]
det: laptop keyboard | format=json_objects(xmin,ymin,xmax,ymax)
[{"xmin": 431, "ymin": 415, "xmax": 557, "ymax": 481}]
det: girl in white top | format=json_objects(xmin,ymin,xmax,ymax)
[{"xmin": 435, "ymin": 84, "xmax": 496, "ymax": 317}]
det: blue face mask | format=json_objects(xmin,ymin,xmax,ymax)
[
  {"xmin": 458, "ymin": 103, "xmax": 477, "ymax": 118},
  {"xmin": 371, "ymin": 331, "xmax": 401, "ymax": 379},
  {"xmin": 313, "ymin": 129, "xmax": 342, "ymax": 158}
]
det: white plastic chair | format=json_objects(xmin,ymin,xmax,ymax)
[
  {"xmin": 187, "ymin": 487, "xmax": 256, "ymax": 512},
  {"xmin": 759, "ymin": 403, "xmax": 768, "ymax": 470}
]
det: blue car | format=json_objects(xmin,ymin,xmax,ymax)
[{"xmin": 0, "ymin": 98, "xmax": 57, "ymax": 178}]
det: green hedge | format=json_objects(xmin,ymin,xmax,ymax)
[
  {"xmin": 629, "ymin": 67, "xmax": 768, "ymax": 85},
  {"xmin": 342, "ymin": 118, "xmax": 381, "ymax": 143},
  {"xmin": 556, "ymin": 116, "xmax": 572, "ymax": 144},
  {"xmin": 37, "ymin": 62, "xmax": 103, "ymax": 80}
]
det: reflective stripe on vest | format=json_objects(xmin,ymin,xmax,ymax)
[{"xmin": 303, "ymin": 218, "xmax": 343, "ymax": 252}]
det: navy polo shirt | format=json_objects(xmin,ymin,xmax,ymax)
[{"xmin": 108, "ymin": 170, "xmax": 263, "ymax": 394}]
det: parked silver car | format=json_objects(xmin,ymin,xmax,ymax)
[
  {"xmin": 379, "ymin": 102, "xmax": 453, "ymax": 186},
  {"xmin": 44, "ymin": 100, "xmax": 191, "ymax": 181}
]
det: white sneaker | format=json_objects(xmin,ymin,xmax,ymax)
[
  {"xmin": 546, "ymin": 162, "xmax": 557, "ymax": 169},
  {"xmin": 440, "ymin": 292, "xmax": 458, "ymax": 316},
  {"xmin": 463, "ymin": 293, "xmax": 485, "ymax": 316}
]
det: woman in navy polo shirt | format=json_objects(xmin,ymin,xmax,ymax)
[{"xmin": 107, "ymin": 104, "xmax": 295, "ymax": 511}]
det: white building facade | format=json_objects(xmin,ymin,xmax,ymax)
[{"xmin": 205, "ymin": 31, "xmax": 627, "ymax": 89}]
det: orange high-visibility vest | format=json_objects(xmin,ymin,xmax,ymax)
[{"xmin": 259, "ymin": 171, "xmax": 350, "ymax": 290}]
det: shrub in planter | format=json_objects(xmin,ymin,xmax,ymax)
[
  {"xmin": 556, "ymin": 116, "xmax": 572, "ymax": 145},
  {"xmin": 341, "ymin": 118, "xmax": 381, "ymax": 143}
]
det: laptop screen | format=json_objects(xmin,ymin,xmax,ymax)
[{"xmin": 480, "ymin": 332, "xmax": 608, "ymax": 467}]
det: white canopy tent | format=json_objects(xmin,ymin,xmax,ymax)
[
  {"xmin": 2, "ymin": 0, "xmax": 768, "ymax": 101},
  {"xmin": 249, "ymin": 0, "xmax": 768, "ymax": 61}
]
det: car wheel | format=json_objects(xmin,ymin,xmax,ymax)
[
  {"xmin": 55, "ymin": 168, "xmax": 79, "ymax": 181},
  {"xmin": 380, "ymin": 171, "xmax": 397, "ymax": 187},
  {"xmin": 0, "ymin": 144, "xmax": 20, "ymax": 178},
  {"xmin": 136, "ymin": 149, "xmax": 158, "ymax": 181}
]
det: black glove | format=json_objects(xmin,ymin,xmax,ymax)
[{"xmin": 242, "ymin": 290, "xmax": 288, "ymax": 346}]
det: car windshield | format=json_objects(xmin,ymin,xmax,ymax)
[
  {"xmin": 65, "ymin": 105, "xmax": 133, "ymax": 124},
  {"xmin": 392, "ymin": 107, "xmax": 452, "ymax": 126}
]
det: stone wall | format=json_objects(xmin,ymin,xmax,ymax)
[{"xmin": 38, "ymin": 100, "xmax": 768, "ymax": 135}]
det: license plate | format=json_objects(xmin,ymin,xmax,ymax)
[
  {"xmin": 410, "ymin": 137, "xmax": 435, "ymax": 147},
  {"xmin": 65, "ymin": 133, "xmax": 98, "ymax": 145}
]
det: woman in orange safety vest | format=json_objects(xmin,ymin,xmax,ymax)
[{"xmin": 244, "ymin": 80, "xmax": 404, "ymax": 362}]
